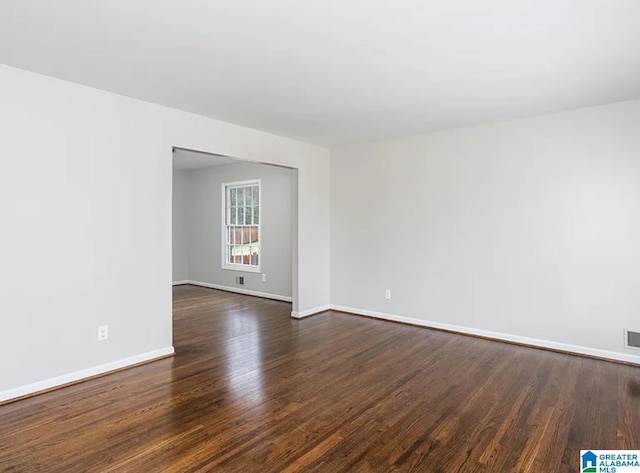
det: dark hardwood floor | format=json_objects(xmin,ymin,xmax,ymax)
[{"xmin": 1, "ymin": 284, "xmax": 639, "ymax": 472}]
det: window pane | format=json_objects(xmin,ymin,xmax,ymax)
[
  {"xmin": 253, "ymin": 206, "xmax": 259, "ymax": 225},
  {"xmin": 250, "ymin": 245, "xmax": 259, "ymax": 266},
  {"xmin": 244, "ymin": 207, "xmax": 248, "ymax": 225},
  {"xmin": 238, "ymin": 207, "xmax": 245, "ymax": 225},
  {"xmin": 230, "ymin": 188, "xmax": 237, "ymax": 206},
  {"xmin": 237, "ymin": 187, "xmax": 245, "ymax": 206},
  {"xmin": 252, "ymin": 186, "xmax": 259, "ymax": 205},
  {"xmin": 232, "ymin": 245, "xmax": 241, "ymax": 264}
]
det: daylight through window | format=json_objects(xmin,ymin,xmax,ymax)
[{"xmin": 223, "ymin": 180, "xmax": 260, "ymax": 271}]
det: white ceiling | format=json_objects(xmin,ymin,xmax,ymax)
[
  {"xmin": 1, "ymin": 1, "xmax": 639, "ymax": 146},
  {"xmin": 173, "ymin": 149, "xmax": 239, "ymax": 171}
]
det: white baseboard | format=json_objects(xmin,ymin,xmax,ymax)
[
  {"xmin": 184, "ymin": 280, "xmax": 292, "ymax": 302},
  {"xmin": 172, "ymin": 280, "xmax": 190, "ymax": 286},
  {"xmin": 331, "ymin": 305, "xmax": 640, "ymax": 365},
  {"xmin": 291, "ymin": 304, "xmax": 332, "ymax": 319},
  {"xmin": 0, "ymin": 346, "xmax": 175, "ymax": 404}
]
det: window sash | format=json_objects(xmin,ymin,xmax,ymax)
[{"xmin": 222, "ymin": 180, "xmax": 261, "ymax": 271}]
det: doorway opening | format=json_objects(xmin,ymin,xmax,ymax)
[{"xmin": 171, "ymin": 147, "xmax": 299, "ymax": 320}]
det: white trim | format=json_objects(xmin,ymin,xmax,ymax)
[
  {"xmin": 0, "ymin": 346, "xmax": 175, "ymax": 404},
  {"xmin": 172, "ymin": 280, "xmax": 190, "ymax": 286},
  {"xmin": 185, "ymin": 280, "xmax": 292, "ymax": 302},
  {"xmin": 222, "ymin": 178, "xmax": 263, "ymax": 188},
  {"xmin": 291, "ymin": 304, "xmax": 332, "ymax": 319},
  {"xmin": 221, "ymin": 264, "xmax": 261, "ymax": 273},
  {"xmin": 330, "ymin": 305, "xmax": 640, "ymax": 365}
]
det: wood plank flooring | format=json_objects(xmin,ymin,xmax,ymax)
[{"xmin": 1, "ymin": 284, "xmax": 639, "ymax": 472}]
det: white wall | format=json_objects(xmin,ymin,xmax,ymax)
[
  {"xmin": 172, "ymin": 170, "xmax": 189, "ymax": 282},
  {"xmin": 0, "ymin": 64, "xmax": 330, "ymax": 400},
  {"xmin": 173, "ymin": 161, "xmax": 294, "ymax": 299},
  {"xmin": 331, "ymin": 99, "xmax": 640, "ymax": 362},
  {"xmin": 3, "ymin": 59, "xmax": 638, "ymax": 402}
]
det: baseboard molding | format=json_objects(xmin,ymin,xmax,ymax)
[
  {"xmin": 172, "ymin": 280, "xmax": 190, "ymax": 286},
  {"xmin": 0, "ymin": 346, "xmax": 175, "ymax": 405},
  {"xmin": 291, "ymin": 304, "xmax": 332, "ymax": 319},
  {"xmin": 330, "ymin": 305, "xmax": 640, "ymax": 366},
  {"xmin": 184, "ymin": 280, "xmax": 292, "ymax": 302}
]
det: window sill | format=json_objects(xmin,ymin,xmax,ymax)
[{"xmin": 221, "ymin": 264, "xmax": 261, "ymax": 274}]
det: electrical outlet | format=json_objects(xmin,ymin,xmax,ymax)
[
  {"xmin": 97, "ymin": 325, "xmax": 109, "ymax": 341},
  {"xmin": 262, "ymin": 274, "xmax": 267, "ymax": 282},
  {"xmin": 385, "ymin": 290, "xmax": 391, "ymax": 300}
]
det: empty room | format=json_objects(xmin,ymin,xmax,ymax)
[{"xmin": 1, "ymin": 1, "xmax": 639, "ymax": 472}]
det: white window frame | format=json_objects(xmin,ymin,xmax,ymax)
[{"xmin": 221, "ymin": 179, "xmax": 261, "ymax": 273}]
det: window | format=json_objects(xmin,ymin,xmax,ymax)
[{"xmin": 222, "ymin": 179, "xmax": 260, "ymax": 272}]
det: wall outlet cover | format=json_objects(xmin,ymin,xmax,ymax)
[{"xmin": 97, "ymin": 325, "xmax": 109, "ymax": 341}]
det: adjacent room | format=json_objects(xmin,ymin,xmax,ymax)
[
  {"xmin": 172, "ymin": 148, "xmax": 296, "ymax": 303},
  {"xmin": 1, "ymin": 1, "xmax": 639, "ymax": 472}
]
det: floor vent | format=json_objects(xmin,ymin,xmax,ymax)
[{"xmin": 626, "ymin": 330, "xmax": 640, "ymax": 349}]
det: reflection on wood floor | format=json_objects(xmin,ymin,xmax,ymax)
[{"xmin": 1, "ymin": 284, "xmax": 639, "ymax": 472}]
